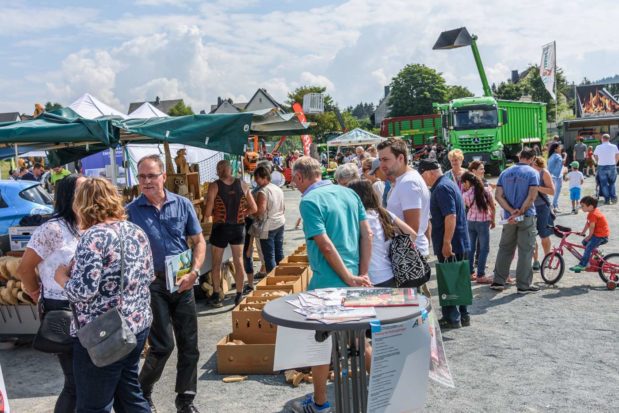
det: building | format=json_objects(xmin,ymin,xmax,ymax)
[
  {"xmin": 209, "ymin": 88, "xmax": 286, "ymax": 114},
  {"xmin": 373, "ymin": 86, "xmax": 391, "ymax": 127},
  {"xmin": 0, "ymin": 112, "xmax": 21, "ymax": 122}
]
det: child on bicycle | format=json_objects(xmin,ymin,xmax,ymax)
[{"xmin": 569, "ymin": 196, "xmax": 610, "ymax": 272}]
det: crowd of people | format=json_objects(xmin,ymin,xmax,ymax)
[{"xmin": 12, "ymin": 131, "xmax": 618, "ymax": 413}]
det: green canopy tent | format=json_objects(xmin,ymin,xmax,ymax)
[{"xmin": 0, "ymin": 109, "xmax": 254, "ymax": 166}]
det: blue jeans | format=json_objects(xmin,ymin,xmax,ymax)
[
  {"xmin": 552, "ymin": 176, "xmax": 562, "ymax": 208},
  {"xmin": 437, "ymin": 251, "xmax": 469, "ymax": 324},
  {"xmin": 259, "ymin": 225, "xmax": 285, "ymax": 273},
  {"xmin": 597, "ymin": 165, "xmax": 617, "ymax": 202},
  {"xmin": 467, "ymin": 221, "xmax": 490, "ymax": 276},
  {"xmin": 73, "ymin": 328, "xmax": 150, "ymax": 413},
  {"xmin": 579, "ymin": 236, "xmax": 608, "ymax": 266}
]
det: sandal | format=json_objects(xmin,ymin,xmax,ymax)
[
  {"xmin": 506, "ymin": 276, "xmax": 516, "ymax": 285},
  {"xmin": 470, "ymin": 272, "xmax": 477, "ymax": 281}
]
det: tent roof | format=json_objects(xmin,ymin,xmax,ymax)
[
  {"xmin": 327, "ymin": 128, "xmax": 386, "ymax": 146},
  {"xmin": 128, "ymin": 102, "xmax": 169, "ymax": 119},
  {"xmin": 69, "ymin": 93, "xmax": 128, "ymax": 119}
]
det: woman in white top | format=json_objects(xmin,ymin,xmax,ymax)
[
  {"xmin": 17, "ymin": 174, "xmax": 86, "ymax": 413},
  {"xmin": 253, "ymin": 165, "xmax": 286, "ymax": 273},
  {"xmin": 347, "ymin": 179, "xmax": 416, "ymax": 287}
]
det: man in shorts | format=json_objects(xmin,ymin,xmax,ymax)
[{"xmin": 204, "ymin": 160, "xmax": 257, "ymax": 307}]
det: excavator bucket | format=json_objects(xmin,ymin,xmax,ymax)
[{"xmin": 433, "ymin": 27, "xmax": 473, "ymax": 50}]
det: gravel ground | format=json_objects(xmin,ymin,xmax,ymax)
[{"xmin": 2, "ymin": 175, "xmax": 618, "ymax": 413}]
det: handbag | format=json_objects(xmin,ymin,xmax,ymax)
[
  {"xmin": 388, "ymin": 220, "xmax": 431, "ymax": 288},
  {"xmin": 436, "ymin": 257, "xmax": 473, "ymax": 307},
  {"xmin": 74, "ymin": 224, "xmax": 137, "ymax": 368},
  {"xmin": 32, "ymin": 292, "xmax": 73, "ymax": 354}
]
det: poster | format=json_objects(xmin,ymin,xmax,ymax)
[
  {"xmin": 367, "ymin": 316, "xmax": 431, "ymax": 413},
  {"xmin": 273, "ymin": 326, "xmax": 332, "ymax": 371},
  {"xmin": 165, "ymin": 249, "xmax": 193, "ymax": 293},
  {"xmin": 576, "ymin": 84, "xmax": 619, "ymax": 118}
]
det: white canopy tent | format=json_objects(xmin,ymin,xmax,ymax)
[
  {"xmin": 128, "ymin": 102, "xmax": 169, "ymax": 119},
  {"xmin": 68, "ymin": 93, "xmax": 128, "ymax": 119},
  {"xmin": 326, "ymin": 128, "xmax": 386, "ymax": 147}
]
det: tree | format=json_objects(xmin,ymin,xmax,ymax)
[
  {"xmin": 350, "ymin": 102, "xmax": 375, "ymax": 120},
  {"xmin": 389, "ymin": 64, "xmax": 448, "ymax": 117},
  {"xmin": 445, "ymin": 85, "xmax": 474, "ymax": 101},
  {"xmin": 168, "ymin": 100, "xmax": 194, "ymax": 116},
  {"xmin": 494, "ymin": 81, "xmax": 529, "ymax": 101},
  {"xmin": 45, "ymin": 102, "xmax": 63, "ymax": 111}
]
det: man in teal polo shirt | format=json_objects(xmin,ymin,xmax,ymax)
[{"xmin": 290, "ymin": 156, "xmax": 372, "ymax": 413}]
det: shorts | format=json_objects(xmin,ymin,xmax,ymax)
[
  {"xmin": 586, "ymin": 158, "xmax": 595, "ymax": 167},
  {"xmin": 535, "ymin": 203, "xmax": 554, "ymax": 238},
  {"xmin": 570, "ymin": 187, "xmax": 581, "ymax": 201},
  {"xmin": 209, "ymin": 223, "xmax": 245, "ymax": 248}
]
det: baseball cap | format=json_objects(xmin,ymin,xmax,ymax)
[
  {"xmin": 570, "ymin": 161, "xmax": 579, "ymax": 168},
  {"xmin": 369, "ymin": 158, "xmax": 380, "ymax": 175},
  {"xmin": 417, "ymin": 159, "xmax": 440, "ymax": 174}
]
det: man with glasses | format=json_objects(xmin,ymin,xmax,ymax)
[{"xmin": 127, "ymin": 155, "xmax": 206, "ymax": 413}]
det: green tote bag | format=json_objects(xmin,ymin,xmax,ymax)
[{"xmin": 436, "ymin": 258, "xmax": 473, "ymax": 306}]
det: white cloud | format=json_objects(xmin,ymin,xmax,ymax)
[
  {"xmin": 300, "ymin": 72, "xmax": 335, "ymax": 92},
  {"xmin": 371, "ymin": 68, "xmax": 388, "ymax": 87},
  {"xmin": 0, "ymin": 6, "xmax": 98, "ymax": 35}
]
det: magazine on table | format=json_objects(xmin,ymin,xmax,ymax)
[
  {"xmin": 165, "ymin": 249, "xmax": 193, "ymax": 293},
  {"xmin": 343, "ymin": 288, "xmax": 419, "ymax": 307}
]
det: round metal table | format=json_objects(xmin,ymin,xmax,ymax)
[{"xmin": 263, "ymin": 289, "xmax": 431, "ymax": 413}]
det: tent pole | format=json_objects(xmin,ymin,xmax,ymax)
[{"xmin": 110, "ymin": 147, "xmax": 118, "ymax": 186}]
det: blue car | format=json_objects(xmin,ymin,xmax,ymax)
[{"xmin": 0, "ymin": 180, "xmax": 54, "ymax": 235}]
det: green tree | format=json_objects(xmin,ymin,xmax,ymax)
[
  {"xmin": 494, "ymin": 81, "xmax": 529, "ymax": 100},
  {"xmin": 350, "ymin": 102, "xmax": 375, "ymax": 120},
  {"xmin": 45, "ymin": 102, "xmax": 63, "ymax": 111},
  {"xmin": 445, "ymin": 85, "xmax": 474, "ymax": 101},
  {"xmin": 389, "ymin": 64, "xmax": 448, "ymax": 117},
  {"xmin": 168, "ymin": 100, "xmax": 194, "ymax": 116}
]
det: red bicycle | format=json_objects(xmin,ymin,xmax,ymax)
[{"xmin": 540, "ymin": 225, "xmax": 619, "ymax": 290}]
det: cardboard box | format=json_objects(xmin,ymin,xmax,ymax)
[
  {"xmin": 8, "ymin": 226, "xmax": 38, "ymax": 251},
  {"xmin": 279, "ymin": 255, "xmax": 309, "ymax": 265},
  {"xmin": 231, "ymin": 301, "xmax": 276, "ymax": 344},
  {"xmin": 217, "ymin": 334, "xmax": 276, "ymax": 375},
  {"xmin": 245, "ymin": 290, "xmax": 290, "ymax": 303},
  {"xmin": 257, "ymin": 276, "xmax": 303, "ymax": 294},
  {"xmin": 269, "ymin": 266, "xmax": 309, "ymax": 290}
]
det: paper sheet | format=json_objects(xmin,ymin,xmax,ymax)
[
  {"xmin": 367, "ymin": 317, "xmax": 431, "ymax": 413},
  {"xmin": 273, "ymin": 326, "xmax": 332, "ymax": 371}
]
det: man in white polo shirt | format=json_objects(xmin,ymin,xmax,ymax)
[{"xmin": 593, "ymin": 133, "xmax": 619, "ymax": 204}]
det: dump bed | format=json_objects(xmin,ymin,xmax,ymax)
[{"xmin": 497, "ymin": 100, "xmax": 547, "ymax": 146}]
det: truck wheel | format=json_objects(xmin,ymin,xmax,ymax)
[{"xmin": 487, "ymin": 161, "xmax": 505, "ymax": 176}]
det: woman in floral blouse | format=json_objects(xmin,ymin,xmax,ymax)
[{"xmin": 55, "ymin": 177, "xmax": 154, "ymax": 413}]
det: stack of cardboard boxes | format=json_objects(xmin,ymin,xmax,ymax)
[{"xmin": 217, "ymin": 244, "xmax": 312, "ymax": 375}]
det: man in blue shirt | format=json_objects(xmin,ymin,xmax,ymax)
[
  {"xmin": 291, "ymin": 156, "xmax": 371, "ymax": 413},
  {"xmin": 491, "ymin": 147, "xmax": 540, "ymax": 294},
  {"xmin": 418, "ymin": 159, "xmax": 470, "ymax": 329},
  {"xmin": 127, "ymin": 154, "xmax": 206, "ymax": 413}
]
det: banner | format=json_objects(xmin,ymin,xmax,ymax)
[
  {"xmin": 540, "ymin": 41, "xmax": 556, "ymax": 100},
  {"xmin": 575, "ymin": 84, "xmax": 619, "ymax": 118},
  {"xmin": 292, "ymin": 102, "xmax": 312, "ymax": 156}
]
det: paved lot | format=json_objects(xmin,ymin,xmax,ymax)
[{"xmin": 2, "ymin": 175, "xmax": 618, "ymax": 412}]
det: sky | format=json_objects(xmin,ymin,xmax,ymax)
[{"xmin": 1, "ymin": 0, "xmax": 618, "ymax": 115}]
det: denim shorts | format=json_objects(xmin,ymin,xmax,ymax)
[
  {"xmin": 570, "ymin": 187, "xmax": 581, "ymax": 201},
  {"xmin": 535, "ymin": 203, "xmax": 554, "ymax": 238}
]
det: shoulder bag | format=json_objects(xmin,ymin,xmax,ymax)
[
  {"xmin": 74, "ymin": 223, "xmax": 137, "ymax": 367},
  {"xmin": 32, "ymin": 290, "xmax": 73, "ymax": 354},
  {"xmin": 388, "ymin": 218, "xmax": 431, "ymax": 288}
]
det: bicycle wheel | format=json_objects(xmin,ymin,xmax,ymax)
[
  {"xmin": 598, "ymin": 253, "xmax": 619, "ymax": 284},
  {"xmin": 540, "ymin": 252, "xmax": 565, "ymax": 285}
]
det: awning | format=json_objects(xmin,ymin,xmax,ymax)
[{"xmin": 327, "ymin": 128, "xmax": 386, "ymax": 146}]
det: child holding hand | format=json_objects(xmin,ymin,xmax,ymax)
[{"xmin": 570, "ymin": 196, "xmax": 610, "ymax": 272}]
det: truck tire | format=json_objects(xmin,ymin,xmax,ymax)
[{"xmin": 487, "ymin": 160, "xmax": 505, "ymax": 176}]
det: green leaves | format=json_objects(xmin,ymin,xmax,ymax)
[{"xmin": 389, "ymin": 64, "xmax": 448, "ymax": 117}]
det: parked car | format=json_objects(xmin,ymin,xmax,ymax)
[{"xmin": 0, "ymin": 180, "xmax": 54, "ymax": 235}]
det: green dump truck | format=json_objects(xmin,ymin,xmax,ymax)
[
  {"xmin": 380, "ymin": 114, "xmax": 442, "ymax": 149},
  {"xmin": 433, "ymin": 27, "xmax": 547, "ymax": 175}
]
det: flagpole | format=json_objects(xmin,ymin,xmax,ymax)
[{"xmin": 554, "ymin": 41, "xmax": 558, "ymax": 124}]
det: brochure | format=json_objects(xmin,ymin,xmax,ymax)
[
  {"xmin": 165, "ymin": 249, "xmax": 193, "ymax": 293},
  {"xmin": 343, "ymin": 288, "xmax": 418, "ymax": 307}
]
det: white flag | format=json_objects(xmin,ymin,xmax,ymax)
[{"xmin": 540, "ymin": 41, "xmax": 556, "ymax": 100}]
